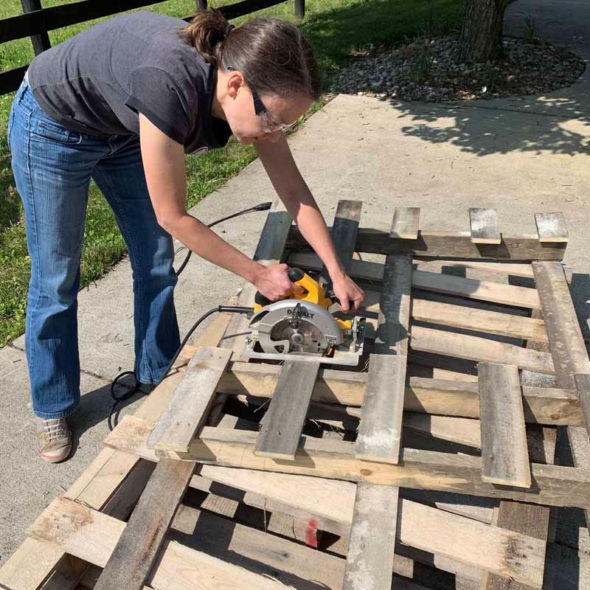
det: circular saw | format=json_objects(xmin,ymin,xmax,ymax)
[{"xmin": 244, "ymin": 268, "xmax": 365, "ymax": 366}]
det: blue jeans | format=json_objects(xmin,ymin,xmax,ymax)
[{"xmin": 8, "ymin": 78, "xmax": 180, "ymax": 419}]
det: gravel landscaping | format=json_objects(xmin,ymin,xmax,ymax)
[{"xmin": 330, "ymin": 35, "xmax": 586, "ymax": 102}]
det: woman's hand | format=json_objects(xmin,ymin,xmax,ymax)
[
  {"xmin": 253, "ymin": 263, "xmax": 305, "ymax": 301},
  {"xmin": 331, "ymin": 272, "xmax": 365, "ymax": 312}
]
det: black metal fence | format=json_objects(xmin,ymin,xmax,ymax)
[{"xmin": 0, "ymin": 0, "xmax": 305, "ymax": 95}]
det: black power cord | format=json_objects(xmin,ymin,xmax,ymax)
[{"xmin": 107, "ymin": 201, "xmax": 272, "ymax": 430}]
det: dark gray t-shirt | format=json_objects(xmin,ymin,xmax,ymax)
[{"xmin": 28, "ymin": 11, "xmax": 232, "ymax": 154}]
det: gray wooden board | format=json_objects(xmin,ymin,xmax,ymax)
[
  {"xmin": 356, "ymin": 354, "xmax": 407, "ymax": 463},
  {"xmin": 148, "ymin": 347, "xmax": 233, "ymax": 452},
  {"xmin": 356, "ymin": 254, "xmax": 412, "ymax": 463},
  {"xmin": 533, "ymin": 262, "xmax": 590, "ymax": 389},
  {"xmin": 106, "ymin": 415, "xmax": 590, "ymax": 510},
  {"xmin": 374, "ymin": 254, "xmax": 413, "ymax": 356},
  {"xmin": 574, "ymin": 374, "xmax": 590, "ymax": 445},
  {"xmin": 94, "ymin": 458, "xmax": 195, "ymax": 590},
  {"xmin": 343, "ymin": 483, "xmax": 399, "ymax": 590},
  {"xmin": 410, "ymin": 326, "xmax": 554, "ymax": 374},
  {"xmin": 482, "ymin": 338, "xmax": 555, "ymax": 589},
  {"xmin": 479, "ymin": 363, "xmax": 531, "ymax": 488},
  {"xmin": 535, "ymin": 212, "xmax": 568, "ymax": 243},
  {"xmin": 469, "ymin": 208, "xmax": 501, "ymax": 244},
  {"xmin": 391, "ymin": 207, "xmax": 420, "ymax": 239},
  {"xmin": 254, "ymin": 360, "xmax": 321, "ymax": 459},
  {"xmin": 286, "ymin": 227, "xmax": 567, "ymax": 260},
  {"xmin": 532, "ymin": 262, "xmax": 590, "ymax": 532},
  {"xmin": 347, "ymin": 253, "xmax": 412, "ymax": 588},
  {"xmin": 254, "ymin": 207, "xmax": 293, "ymax": 262},
  {"xmin": 324, "ymin": 199, "xmax": 362, "ymax": 281},
  {"xmin": 482, "ymin": 503, "xmax": 549, "ymax": 590}
]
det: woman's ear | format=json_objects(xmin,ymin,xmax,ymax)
[{"xmin": 226, "ymin": 71, "xmax": 245, "ymax": 101}]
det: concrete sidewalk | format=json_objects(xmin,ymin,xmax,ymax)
[{"xmin": 1, "ymin": 0, "xmax": 590, "ymax": 581}]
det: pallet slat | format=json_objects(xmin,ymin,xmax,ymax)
[
  {"xmin": 356, "ymin": 254, "xmax": 412, "ymax": 463},
  {"xmin": 479, "ymin": 363, "xmax": 531, "ymax": 488},
  {"xmin": 390, "ymin": 207, "xmax": 420, "ymax": 239},
  {"xmin": 535, "ymin": 212, "xmax": 568, "ymax": 243},
  {"xmin": 288, "ymin": 252, "xmax": 541, "ymax": 309},
  {"xmin": 470, "ymin": 208, "xmax": 501, "ymax": 244},
  {"xmin": 343, "ymin": 484, "xmax": 399, "ymax": 590},
  {"xmin": 254, "ymin": 360, "xmax": 320, "ymax": 459},
  {"xmin": 94, "ymin": 459, "xmax": 195, "ymax": 590},
  {"xmin": 192, "ymin": 466, "xmax": 546, "ymax": 586},
  {"xmin": 346, "ymin": 252, "xmax": 412, "ymax": 588},
  {"xmin": 287, "ymin": 227, "xmax": 567, "ymax": 260},
  {"xmin": 147, "ymin": 347, "xmax": 233, "ymax": 453},
  {"xmin": 28, "ymin": 498, "xmax": 289, "ymax": 589},
  {"xmin": 410, "ymin": 326, "xmax": 555, "ymax": 374},
  {"xmin": 106, "ymin": 415, "xmax": 590, "ymax": 510},
  {"xmin": 411, "ymin": 298, "xmax": 548, "ymax": 342},
  {"xmin": 217, "ymin": 364, "xmax": 582, "ymax": 425}
]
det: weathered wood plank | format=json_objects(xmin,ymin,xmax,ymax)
[
  {"xmin": 195, "ymin": 466, "xmax": 544, "ymax": 587},
  {"xmin": 410, "ymin": 326, "xmax": 555, "ymax": 374},
  {"xmin": 535, "ymin": 212, "xmax": 568, "ymax": 243},
  {"xmin": 254, "ymin": 360, "xmax": 320, "ymax": 459},
  {"xmin": 533, "ymin": 262, "xmax": 590, "ymax": 389},
  {"xmin": 356, "ymin": 355, "xmax": 406, "ymax": 463},
  {"xmin": 170, "ymin": 503, "xmax": 350, "ymax": 588},
  {"xmin": 574, "ymin": 374, "xmax": 590, "ymax": 445},
  {"xmin": 482, "ymin": 501, "xmax": 550, "ymax": 590},
  {"xmin": 443, "ymin": 260, "xmax": 534, "ymax": 278},
  {"xmin": 412, "ymin": 269, "xmax": 541, "ymax": 309},
  {"xmin": 397, "ymin": 500, "xmax": 545, "ymax": 588},
  {"xmin": 290, "ymin": 251, "xmax": 537, "ymax": 283},
  {"xmin": 28, "ymin": 498, "xmax": 289, "ymax": 589},
  {"xmin": 330, "ymin": 200, "xmax": 363, "ymax": 275},
  {"xmin": 286, "ymin": 227, "xmax": 567, "ymax": 260},
  {"xmin": 403, "ymin": 413, "xmax": 481, "ymax": 448},
  {"xmin": 533, "ymin": 258, "xmax": 590, "ymax": 515},
  {"xmin": 479, "ymin": 363, "xmax": 531, "ymax": 488},
  {"xmin": 412, "ymin": 299, "xmax": 548, "ymax": 342},
  {"xmin": 105, "ymin": 415, "xmax": 590, "ymax": 509},
  {"xmin": 391, "ymin": 207, "xmax": 420, "ymax": 239},
  {"xmin": 147, "ymin": 347, "xmax": 232, "ymax": 452},
  {"xmin": 356, "ymin": 254, "xmax": 412, "ymax": 463},
  {"xmin": 94, "ymin": 459, "xmax": 195, "ymax": 590},
  {"xmin": 347, "ymin": 253, "xmax": 412, "ymax": 588},
  {"xmin": 217, "ymin": 364, "xmax": 583, "ymax": 425},
  {"xmin": 343, "ymin": 484, "xmax": 399, "ymax": 590},
  {"xmin": 470, "ymin": 208, "xmax": 501, "ymax": 244},
  {"xmin": 288, "ymin": 251, "xmax": 542, "ymax": 309}
]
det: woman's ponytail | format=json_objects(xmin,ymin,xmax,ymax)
[{"xmin": 179, "ymin": 9, "xmax": 230, "ymax": 66}]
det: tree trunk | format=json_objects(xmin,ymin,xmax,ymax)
[{"xmin": 458, "ymin": 0, "xmax": 513, "ymax": 63}]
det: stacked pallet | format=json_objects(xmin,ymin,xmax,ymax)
[{"xmin": 1, "ymin": 201, "xmax": 589, "ymax": 590}]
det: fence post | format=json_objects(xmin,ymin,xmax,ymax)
[
  {"xmin": 196, "ymin": 0, "xmax": 208, "ymax": 10},
  {"xmin": 20, "ymin": 0, "xmax": 51, "ymax": 55},
  {"xmin": 295, "ymin": 0, "xmax": 305, "ymax": 20}
]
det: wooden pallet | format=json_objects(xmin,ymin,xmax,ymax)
[{"xmin": 2, "ymin": 203, "xmax": 589, "ymax": 590}]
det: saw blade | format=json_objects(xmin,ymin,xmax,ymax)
[{"xmin": 269, "ymin": 318, "xmax": 328, "ymax": 354}]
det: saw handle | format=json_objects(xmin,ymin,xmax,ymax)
[{"xmin": 254, "ymin": 267, "xmax": 307, "ymax": 308}]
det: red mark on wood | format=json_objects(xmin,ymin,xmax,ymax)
[{"xmin": 306, "ymin": 519, "xmax": 319, "ymax": 548}]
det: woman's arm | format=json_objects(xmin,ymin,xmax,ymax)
[
  {"xmin": 254, "ymin": 135, "xmax": 364, "ymax": 311},
  {"xmin": 138, "ymin": 114, "xmax": 297, "ymax": 301}
]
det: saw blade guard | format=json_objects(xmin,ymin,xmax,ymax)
[{"xmin": 248, "ymin": 299, "xmax": 345, "ymax": 356}]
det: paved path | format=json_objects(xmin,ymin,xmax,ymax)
[{"xmin": 1, "ymin": 0, "xmax": 590, "ymax": 583}]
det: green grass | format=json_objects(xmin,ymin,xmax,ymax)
[{"xmin": 0, "ymin": 0, "xmax": 464, "ymax": 346}]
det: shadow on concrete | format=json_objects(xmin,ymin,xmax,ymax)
[
  {"xmin": 72, "ymin": 375, "xmax": 145, "ymax": 439},
  {"xmin": 375, "ymin": 91, "xmax": 590, "ymax": 157}
]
